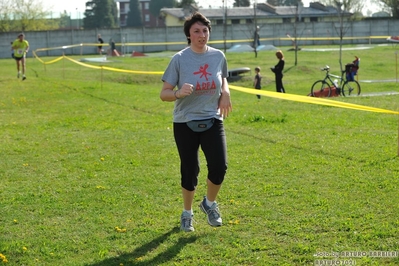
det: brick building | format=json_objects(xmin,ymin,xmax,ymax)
[{"xmin": 116, "ymin": 0, "xmax": 165, "ymax": 27}]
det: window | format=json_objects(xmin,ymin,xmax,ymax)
[
  {"xmin": 144, "ymin": 2, "xmax": 149, "ymax": 10},
  {"xmin": 145, "ymin": 14, "xmax": 150, "ymax": 22},
  {"xmin": 310, "ymin": 17, "xmax": 318, "ymax": 22},
  {"xmin": 246, "ymin": 19, "xmax": 253, "ymax": 24},
  {"xmin": 283, "ymin": 18, "xmax": 291, "ymax": 23},
  {"xmin": 296, "ymin": 17, "xmax": 305, "ymax": 22},
  {"xmin": 216, "ymin": 19, "xmax": 224, "ymax": 25},
  {"xmin": 231, "ymin": 19, "xmax": 240, "ymax": 24},
  {"xmin": 120, "ymin": 3, "xmax": 127, "ymax": 13}
]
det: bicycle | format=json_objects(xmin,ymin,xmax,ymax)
[{"xmin": 310, "ymin": 65, "xmax": 361, "ymax": 97}]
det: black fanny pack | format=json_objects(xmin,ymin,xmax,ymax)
[{"xmin": 186, "ymin": 118, "xmax": 215, "ymax": 132}]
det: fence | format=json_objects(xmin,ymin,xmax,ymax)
[{"xmin": 1, "ymin": 19, "xmax": 398, "ymax": 59}]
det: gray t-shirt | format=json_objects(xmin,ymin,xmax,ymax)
[{"xmin": 162, "ymin": 46, "xmax": 228, "ymax": 123}]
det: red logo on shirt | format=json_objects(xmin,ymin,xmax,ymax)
[{"xmin": 193, "ymin": 64, "xmax": 212, "ymax": 81}]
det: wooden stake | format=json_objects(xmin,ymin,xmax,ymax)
[
  {"xmin": 396, "ymin": 51, "xmax": 398, "ymax": 83},
  {"xmin": 62, "ymin": 52, "xmax": 65, "ymax": 79}
]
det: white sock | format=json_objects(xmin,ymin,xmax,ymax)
[
  {"xmin": 206, "ymin": 197, "xmax": 214, "ymax": 207},
  {"xmin": 183, "ymin": 209, "xmax": 193, "ymax": 215}
]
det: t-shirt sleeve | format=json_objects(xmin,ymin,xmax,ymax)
[{"xmin": 162, "ymin": 55, "xmax": 179, "ymax": 86}]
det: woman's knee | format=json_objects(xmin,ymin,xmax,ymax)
[
  {"xmin": 181, "ymin": 178, "xmax": 198, "ymax": 191},
  {"xmin": 208, "ymin": 164, "xmax": 227, "ymax": 185}
]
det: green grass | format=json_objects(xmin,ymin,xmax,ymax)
[{"xmin": 1, "ymin": 44, "xmax": 399, "ymax": 265}]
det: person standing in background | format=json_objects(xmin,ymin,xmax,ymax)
[
  {"xmin": 97, "ymin": 34, "xmax": 104, "ymax": 55},
  {"xmin": 12, "ymin": 33, "xmax": 29, "ymax": 80},
  {"xmin": 109, "ymin": 39, "xmax": 120, "ymax": 57},
  {"xmin": 11, "ymin": 42, "xmax": 14, "ymax": 58},
  {"xmin": 253, "ymin": 26, "xmax": 260, "ymax": 47},
  {"xmin": 253, "ymin": 66, "xmax": 262, "ymax": 99},
  {"xmin": 271, "ymin": 50, "xmax": 285, "ymax": 93}
]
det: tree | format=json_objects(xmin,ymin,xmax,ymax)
[
  {"xmin": 83, "ymin": 0, "xmax": 118, "ymax": 29},
  {"xmin": 317, "ymin": 0, "xmax": 364, "ymax": 14},
  {"xmin": 126, "ymin": 0, "xmax": 142, "ymax": 27},
  {"xmin": 335, "ymin": 1, "xmax": 349, "ymax": 72},
  {"xmin": 149, "ymin": 0, "xmax": 175, "ymax": 17},
  {"xmin": 287, "ymin": 0, "xmax": 305, "ymax": 66},
  {"xmin": 233, "ymin": 0, "xmax": 250, "ymax": 7},
  {"xmin": 267, "ymin": 0, "xmax": 302, "ymax": 6},
  {"xmin": 58, "ymin": 11, "xmax": 72, "ymax": 29},
  {"xmin": 0, "ymin": 0, "xmax": 58, "ymax": 32},
  {"xmin": 175, "ymin": 0, "xmax": 198, "ymax": 8},
  {"xmin": 377, "ymin": 0, "xmax": 399, "ymax": 17},
  {"xmin": 110, "ymin": 0, "xmax": 118, "ymax": 25},
  {"xmin": 0, "ymin": 0, "xmax": 14, "ymax": 32},
  {"xmin": 317, "ymin": 1, "xmax": 362, "ymax": 71}
]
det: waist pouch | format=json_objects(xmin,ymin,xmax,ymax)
[{"xmin": 186, "ymin": 118, "xmax": 215, "ymax": 132}]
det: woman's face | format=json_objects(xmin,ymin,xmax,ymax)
[{"xmin": 189, "ymin": 22, "xmax": 209, "ymax": 48}]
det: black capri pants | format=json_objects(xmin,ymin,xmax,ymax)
[{"xmin": 173, "ymin": 119, "xmax": 228, "ymax": 191}]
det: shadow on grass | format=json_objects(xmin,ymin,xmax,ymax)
[{"xmin": 86, "ymin": 227, "xmax": 198, "ymax": 266}]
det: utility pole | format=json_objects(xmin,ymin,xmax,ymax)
[{"xmin": 76, "ymin": 8, "xmax": 79, "ymax": 29}]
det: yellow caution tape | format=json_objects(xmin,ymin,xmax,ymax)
[
  {"xmin": 63, "ymin": 56, "xmax": 164, "ymax": 74},
  {"xmin": 32, "ymin": 49, "xmax": 399, "ymax": 115},
  {"xmin": 229, "ymin": 85, "xmax": 399, "ymax": 115}
]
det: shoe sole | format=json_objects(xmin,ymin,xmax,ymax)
[
  {"xmin": 199, "ymin": 202, "xmax": 222, "ymax": 227},
  {"xmin": 180, "ymin": 226, "xmax": 194, "ymax": 232}
]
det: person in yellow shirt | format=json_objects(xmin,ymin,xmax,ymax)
[{"xmin": 12, "ymin": 33, "xmax": 29, "ymax": 80}]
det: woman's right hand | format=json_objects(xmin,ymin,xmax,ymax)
[{"xmin": 178, "ymin": 83, "xmax": 194, "ymax": 98}]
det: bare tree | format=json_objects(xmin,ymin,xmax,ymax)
[
  {"xmin": 318, "ymin": 0, "xmax": 364, "ymax": 15},
  {"xmin": 375, "ymin": 0, "xmax": 399, "ymax": 17},
  {"xmin": 331, "ymin": 1, "xmax": 354, "ymax": 72},
  {"xmin": 285, "ymin": 0, "xmax": 306, "ymax": 66},
  {"xmin": 291, "ymin": 1, "xmax": 304, "ymax": 66}
]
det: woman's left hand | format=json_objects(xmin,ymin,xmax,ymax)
[{"xmin": 218, "ymin": 92, "xmax": 232, "ymax": 118}]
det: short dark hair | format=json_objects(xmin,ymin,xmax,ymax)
[
  {"xmin": 18, "ymin": 33, "xmax": 24, "ymax": 37},
  {"xmin": 183, "ymin": 12, "xmax": 211, "ymax": 44}
]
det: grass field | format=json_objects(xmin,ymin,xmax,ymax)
[{"xmin": 1, "ymin": 44, "xmax": 399, "ymax": 265}]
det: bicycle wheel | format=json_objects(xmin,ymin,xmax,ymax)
[
  {"xmin": 311, "ymin": 80, "xmax": 332, "ymax": 97},
  {"xmin": 342, "ymin": 80, "xmax": 361, "ymax": 96}
]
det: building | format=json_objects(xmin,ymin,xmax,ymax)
[
  {"xmin": 159, "ymin": 2, "xmax": 353, "ymax": 27},
  {"xmin": 115, "ymin": 0, "xmax": 165, "ymax": 27}
]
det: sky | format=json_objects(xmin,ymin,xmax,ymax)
[
  {"xmin": 40, "ymin": 0, "xmax": 377, "ymax": 18},
  {"xmin": 40, "ymin": 0, "xmax": 313, "ymax": 17}
]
